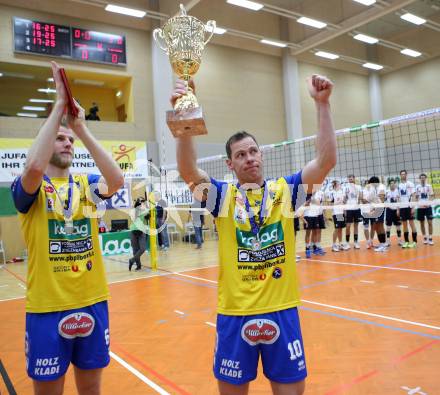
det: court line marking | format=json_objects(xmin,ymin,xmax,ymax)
[
  {"xmin": 301, "ymin": 299, "xmax": 440, "ymax": 331},
  {"xmin": 110, "ymin": 351, "xmax": 170, "ymax": 395},
  {"xmin": 205, "ymin": 321, "xmax": 216, "ymax": 327},
  {"xmin": 165, "ymin": 270, "xmax": 440, "ymax": 332},
  {"xmin": 360, "ymin": 280, "xmax": 375, "ymax": 284},
  {"xmin": 324, "ymin": 339, "xmax": 439, "ymax": 395},
  {"xmin": 111, "ymin": 342, "xmax": 191, "ymax": 395},
  {"xmin": 304, "ymin": 258, "xmax": 440, "ymax": 274},
  {"xmin": 174, "ymin": 310, "xmax": 185, "ymax": 315}
]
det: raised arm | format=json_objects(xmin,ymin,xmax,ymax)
[
  {"xmin": 171, "ymin": 79, "xmax": 210, "ymax": 198},
  {"xmin": 21, "ymin": 62, "xmax": 68, "ymax": 194},
  {"xmin": 301, "ymin": 75, "xmax": 337, "ymax": 191}
]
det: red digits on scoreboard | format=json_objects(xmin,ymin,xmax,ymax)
[
  {"xmin": 84, "ymin": 31, "xmax": 91, "ymax": 40},
  {"xmin": 51, "ymin": 25, "xmax": 55, "ymax": 33},
  {"xmin": 82, "ymin": 50, "xmax": 89, "ymax": 60},
  {"xmin": 74, "ymin": 29, "xmax": 81, "ymax": 39},
  {"xmin": 51, "ymin": 40, "xmax": 56, "ymax": 47},
  {"xmin": 111, "ymin": 54, "xmax": 118, "ymax": 63},
  {"xmin": 97, "ymin": 42, "xmax": 103, "ymax": 50},
  {"xmin": 117, "ymin": 37, "xmax": 123, "ymax": 45}
]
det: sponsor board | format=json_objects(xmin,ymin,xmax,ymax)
[
  {"xmin": 99, "ymin": 230, "xmax": 132, "ymax": 256},
  {"xmin": 434, "ymin": 205, "xmax": 440, "ymax": 218}
]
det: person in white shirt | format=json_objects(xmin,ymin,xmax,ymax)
[
  {"xmin": 330, "ymin": 180, "xmax": 346, "ymax": 252},
  {"xmin": 303, "ymin": 190, "xmax": 326, "ymax": 258},
  {"xmin": 415, "ymin": 173, "xmax": 434, "ymax": 245},
  {"xmin": 398, "ymin": 170, "xmax": 417, "ymax": 248},
  {"xmin": 361, "ymin": 176, "xmax": 387, "ymax": 251},
  {"xmin": 385, "ymin": 179, "xmax": 402, "ymax": 246},
  {"xmin": 343, "ymin": 175, "xmax": 362, "ymax": 249}
]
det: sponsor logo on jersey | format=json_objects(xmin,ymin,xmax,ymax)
[
  {"xmin": 49, "ymin": 218, "xmax": 90, "ymax": 240},
  {"xmin": 58, "ymin": 312, "xmax": 95, "ymax": 339},
  {"xmin": 241, "ymin": 319, "xmax": 280, "ymax": 346},
  {"xmin": 236, "ymin": 222, "xmax": 283, "ymax": 250},
  {"xmin": 86, "ymin": 260, "xmax": 92, "ymax": 271},
  {"xmin": 272, "ymin": 267, "xmax": 282, "ymax": 279},
  {"xmin": 44, "ymin": 185, "xmax": 54, "ymax": 193}
]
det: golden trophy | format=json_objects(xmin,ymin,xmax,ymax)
[{"xmin": 153, "ymin": 4, "xmax": 216, "ymax": 137}]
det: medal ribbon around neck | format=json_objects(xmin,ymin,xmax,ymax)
[
  {"xmin": 43, "ymin": 174, "xmax": 74, "ymax": 222},
  {"xmin": 236, "ymin": 181, "xmax": 270, "ymax": 237}
]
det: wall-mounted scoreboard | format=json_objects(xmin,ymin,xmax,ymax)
[{"xmin": 13, "ymin": 17, "xmax": 127, "ymax": 66}]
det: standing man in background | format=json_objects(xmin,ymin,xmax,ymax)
[
  {"xmin": 398, "ymin": 170, "xmax": 418, "ymax": 248},
  {"xmin": 415, "ymin": 173, "xmax": 434, "ymax": 245},
  {"xmin": 11, "ymin": 61, "xmax": 124, "ymax": 395}
]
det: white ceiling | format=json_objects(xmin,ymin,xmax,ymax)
[{"xmin": 1, "ymin": 0, "xmax": 440, "ymax": 75}]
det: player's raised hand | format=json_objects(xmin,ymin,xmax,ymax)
[
  {"xmin": 50, "ymin": 61, "xmax": 68, "ymax": 106},
  {"xmin": 307, "ymin": 74, "xmax": 333, "ymax": 104},
  {"xmin": 170, "ymin": 79, "xmax": 196, "ymax": 107}
]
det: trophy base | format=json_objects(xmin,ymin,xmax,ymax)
[{"xmin": 166, "ymin": 107, "xmax": 208, "ymax": 137}]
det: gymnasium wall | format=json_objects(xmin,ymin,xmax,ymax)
[{"xmin": 381, "ymin": 55, "xmax": 440, "ymax": 119}]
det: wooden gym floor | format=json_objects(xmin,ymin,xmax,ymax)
[{"xmin": 0, "ymin": 229, "xmax": 439, "ymax": 394}]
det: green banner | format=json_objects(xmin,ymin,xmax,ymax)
[
  {"xmin": 99, "ymin": 230, "xmax": 132, "ymax": 256},
  {"xmin": 433, "ymin": 205, "xmax": 440, "ymax": 219}
]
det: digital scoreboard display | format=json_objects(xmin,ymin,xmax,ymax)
[
  {"xmin": 14, "ymin": 18, "xmax": 71, "ymax": 57},
  {"xmin": 72, "ymin": 28, "xmax": 126, "ymax": 65},
  {"xmin": 13, "ymin": 17, "xmax": 127, "ymax": 66}
]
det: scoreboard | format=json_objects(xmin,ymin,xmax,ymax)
[{"xmin": 13, "ymin": 17, "xmax": 127, "ymax": 66}]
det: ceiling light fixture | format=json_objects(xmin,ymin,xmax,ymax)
[
  {"xmin": 400, "ymin": 48, "xmax": 422, "ymax": 57},
  {"xmin": 226, "ymin": 0, "xmax": 263, "ymax": 11},
  {"xmin": 260, "ymin": 39, "xmax": 287, "ymax": 48},
  {"xmin": 363, "ymin": 62, "xmax": 383, "ymax": 70},
  {"xmin": 47, "ymin": 77, "xmax": 54, "ymax": 82},
  {"xmin": 116, "ymin": 90, "xmax": 122, "ymax": 97},
  {"xmin": 73, "ymin": 79, "xmax": 105, "ymax": 86},
  {"xmin": 353, "ymin": 0, "xmax": 376, "ymax": 5},
  {"xmin": 22, "ymin": 106, "xmax": 46, "ymax": 111},
  {"xmin": 353, "ymin": 33, "xmax": 378, "ymax": 44},
  {"xmin": 105, "ymin": 4, "xmax": 146, "ymax": 18},
  {"xmin": 315, "ymin": 51, "xmax": 339, "ymax": 60},
  {"xmin": 17, "ymin": 113, "xmax": 38, "ymax": 118},
  {"xmin": 297, "ymin": 17, "xmax": 327, "ymax": 29},
  {"xmin": 29, "ymin": 98, "xmax": 54, "ymax": 103},
  {"xmin": 400, "ymin": 13, "xmax": 426, "ymax": 25},
  {"xmin": 213, "ymin": 27, "xmax": 227, "ymax": 35},
  {"xmin": 38, "ymin": 88, "xmax": 56, "ymax": 94}
]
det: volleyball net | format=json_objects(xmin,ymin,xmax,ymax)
[{"xmin": 158, "ymin": 107, "xmax": 440, "ymax": 214}]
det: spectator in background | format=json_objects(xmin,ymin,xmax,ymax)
[
  {"xmin": 129, "ymin": 197, "xmax": 150, "ymax": 271},
  {"xmin": 86, "ymin": 102, "xmax": 101, "ymax": 121},
  {"xmin": 189, "ymin": 205, "xmax": 204, "ymax": 249},
  {"xmin": 155, "ymin": 193, "xmax": 170, "ymax": 251}
]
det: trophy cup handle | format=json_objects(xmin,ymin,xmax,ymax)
[
  {"xmin": 204, "ymin": 20, "xmax": 216, "ymax": 45},
  {"xmin": 153, "ymin": 28, "xmax": 168, "ymax": 52}
]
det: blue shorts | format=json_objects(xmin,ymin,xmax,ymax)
[
  {"xmin": 213, "ymin": 307, "xmax": 307, "ymax": 385},
  {"xmin": 25, "ymin": 301, "xmax": 110, "ymax": 381}
]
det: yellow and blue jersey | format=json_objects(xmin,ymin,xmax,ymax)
[
  {"xmin": 205, "ymin": 172, "xmax": 305, "ymax": 315},
  {"xmin": 11, "ymin": 174, "xmax": 110, "ymax": 313}
]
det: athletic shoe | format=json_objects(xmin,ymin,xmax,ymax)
[
  {"xmin": 305, "ymin": 249, "xmax": 312, "ymax": 258},
  {"xmin": 423, "ymin": 237, "xmax": 428, "ymax": 244},
  {"xmin": 366, "ymin": 240, "xmax": 372, "ymax": 249},
  {"xmin": 428, "ymin": 239, "xmax": 434, "ymax": 245},
  {"xmin": 296, "ymin": 255, "xmax": 301, "ymax": 262},
  {"xmin": 385, "ymin": 241, "xmax": 391, "ymax": 247},
  {"xmin": 128, "ymin": 259, "xmax": 134, "ymax": 271},
  {"xmin": 313, "ymin": 247, "xmax": 326, "ymax": 255},
  {"xmin": 332, "ymin": 244, "xmax": 340, "ymax": 252},
  {"xmin": 402, "ymin": 242, "xmax": 409, "ymax": 248},
  {"xmin": 398, "ymin": 240, "xmax": 404, "ymax": 246},
  {"xmin": 354, "ymin": 242, "xmax": 360, "ymax": 249},
  {"xmin": 342, "ymin": 243, "xmax": 351, "ymax": 251},
  {"xmin": 408, "ymin": 242, "xmax": 417, "ymax": 248},
  {"xmin": 374, "ymin": 245, "xmax": 387, "ymax": 252}
]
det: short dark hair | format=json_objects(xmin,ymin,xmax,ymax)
[
  {"xmin": 419, "ymin": 173, "xmax": 427, "ymax": 178},
  {"xmin": 225, "ymin": 131, "xmax": 259, "ymax": 159},
  {"xmin": 400, "ymin": 169, "xmax": 407, "ymax": 175},
  {"xmin": 368, "ymin": 176, "xmax": 380, "ymax": 184},
  {"xmin": 347, "ymin": 174, "xmax": 355, "ymax": 178}
]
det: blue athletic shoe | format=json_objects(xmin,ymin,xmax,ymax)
[
  {"xmin": 313, "ymin": 247, "xmax": 326, "ymax": 255},
  {"xmin": 305, "ymin": 249, "xmax": 312, "ymax": 259}
]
